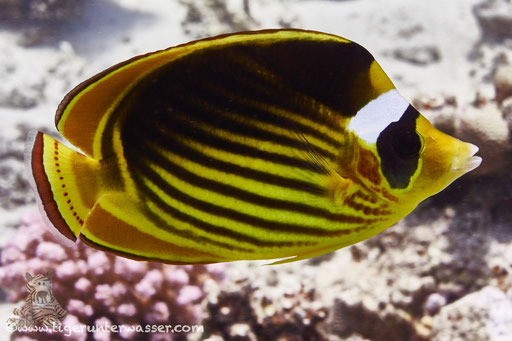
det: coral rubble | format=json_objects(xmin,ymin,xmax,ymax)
[{"xmin": 0, "ymin": 0, "xmax": 85, "ymax": 22}]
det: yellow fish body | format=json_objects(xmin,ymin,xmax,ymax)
[{"xmin": 26, "ymin": 29, "xmax": 481, "ymax": 264}]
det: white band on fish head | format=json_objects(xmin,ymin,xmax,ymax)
[{"xmin": 347, "ymin": 89, "xmax": 410, "ymax": 144}]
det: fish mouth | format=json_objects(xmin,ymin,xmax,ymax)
[{"xmin": 451, "ymin": 143, "xmax": 482, "ymax": 173}]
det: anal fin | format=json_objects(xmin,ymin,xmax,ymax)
[{"xmin": 79, "ymin": 193, "xmax": 226, "ymax": 264}]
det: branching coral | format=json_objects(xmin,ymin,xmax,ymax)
[{"xmin": 0, "ymin": 210, "xmax": 225, "ymax": 341}]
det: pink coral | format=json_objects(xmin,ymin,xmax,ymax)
[
  {"xmin": 67, "ymin": 299, "xmax": 94, "ymax": 317},
  {"xmin": 0, "ymin": 210, "xmax": 225, "ymax": 340},
  {"xmin": 36, "ymin": 241, "xmax": 67, "ymax": 261},
  {"xmin": 74, "ymin": 277, "xmax": 92, "ymax": 293},
  {"xmin": 135, "ymin": 269, "xmax": 164, "ymax": 299},
  {"xmin": 145, "ymin": 302, "xmax": 170, "ymax": 323},
  {"xmin": 87, "ymin": 252, "xmax": 111, "ymax": 276},
  {"xmin": 177, "ymin": 285, "xmax": 203, "ymax": 305},
  {"xmin": 164, "ymin": 267, "xmax": 189, "ymax": 285},
  {"xmin": 117, "ymin": 303, "xmax": 137, "ymax": 317}
]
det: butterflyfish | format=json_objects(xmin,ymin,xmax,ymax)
[{"xmin": 26, "ymin": 29, "xmax": 482, "ymax": 264}]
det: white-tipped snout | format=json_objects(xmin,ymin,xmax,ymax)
[
  {"xmin": 451, "ymin": 143, "xmax": 482, "ymax": 173},
  {"xmin": 466, "ymin": 144, "xmax": 482, "ymax": 172}
]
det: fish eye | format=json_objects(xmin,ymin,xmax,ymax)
[
  {"xmin": 392, "ymin": 129, "xmax": 422, "ymax": 159},
  {"xmin": 376, "ymin": 105, "xmax": 421, "ymax": 189}
]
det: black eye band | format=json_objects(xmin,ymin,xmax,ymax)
[{"xmin": 376, "ymin": 105, "xmax": 421, "ymax": 189}]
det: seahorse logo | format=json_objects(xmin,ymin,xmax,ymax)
[{"xmin": 6, "ymin": 271, "xmax": 66, "ymax": 330}]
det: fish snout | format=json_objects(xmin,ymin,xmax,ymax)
[{"xmin": 450, "ymin": 142, "xmax": 482, "ymax": 174}]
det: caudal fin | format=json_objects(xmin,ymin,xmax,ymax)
[{"xmin": 25, "ymin": 131, "xmax": 102, "ymax": 245}]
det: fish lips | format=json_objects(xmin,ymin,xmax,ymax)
[{"xmin": 451, "ymin": 143, "xmax": 482, "ymax": 173}]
